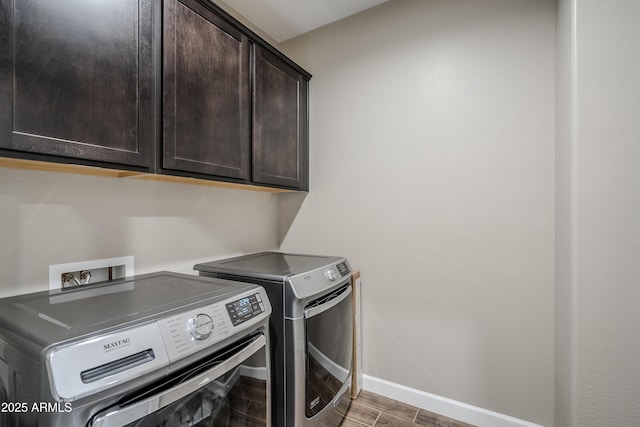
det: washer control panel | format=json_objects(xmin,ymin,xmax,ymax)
[
  {"xmin": 158, "ymin": 289, "xmax": 270, "ymax": 362},
  {"xmin": 188, "ymin": 314, "xmax": 214, "ymax": 340},
  {"xmin": 226, "ymin": 293, "xmax": 265, "ymax": 326},
  {"xmin": 324, "ymin": 268, "xmax": 338, "ymax": 281},
  {"xmin": 45, "ymin": 286, "xmax": 271, "ymax": 402}
]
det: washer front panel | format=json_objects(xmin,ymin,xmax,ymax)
[
  {"xmin": 46, "ymin": 288, "xmax": 270, "ymax": 401},
  {"xmin": 47, "ymin": 322, "xmax": 170, "ymax": 401}
]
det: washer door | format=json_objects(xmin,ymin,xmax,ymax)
[
  {"xmin": 304, "ymin": 283, "xmax": 353, "ymax": 418},
  {"xmin": 89, "ymin": 333, "xmax": 269, "ymax": 427}
]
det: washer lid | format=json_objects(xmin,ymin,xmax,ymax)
[
  {"xmin": 0, "ymin": 272, "xmax": 258, "ymax": 354},
  {"xmin": 194, "ymin": 251, "xmax": 345, "ymax": 282}
]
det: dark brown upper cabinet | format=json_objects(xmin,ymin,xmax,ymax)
[
  {"xmin": 162, "ymin": 0, "xmax": 250, "ymax": 181},
  {"xmin": 0, "ymin": 0, "xmax": 155, "ymax": 170},
  {"xmin": 163, "ymin": 0, "xmax": 310, "ymax": 190},
  {"xmin": 253, "ymin": 46, "xmax": 309, "ymax": 190},
  {"xmin": 0, "ymin": 0, "xmax": 310, "ymax": 190}
]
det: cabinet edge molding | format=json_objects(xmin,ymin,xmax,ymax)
[{"xmin": 0, "ymin": 157, "xmax": 298, "ymax": 193}]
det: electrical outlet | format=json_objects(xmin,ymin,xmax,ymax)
[{"xmin": 49, "ymin": 256, "xmax": 134, "ymax": 290}]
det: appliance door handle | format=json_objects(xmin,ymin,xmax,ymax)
[
  {"xmin": 90, "ymin": 334, "xmax": 266, "ymax": 427},
  {"xmin": 305, "ymin": 285, "xmax": 352, "ymax": 319}
]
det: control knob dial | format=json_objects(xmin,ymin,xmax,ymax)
[
  {"xmin": 325, "ymin": 268, "xmax": 338, "ymax": 281},
  {"xmin": 188, "ymin": 314, "xmax": 214, "ymax": 340}
]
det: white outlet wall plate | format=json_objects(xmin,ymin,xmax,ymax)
[{"xmin": 49, "ymin": 256, "xmax": 134, "ymax": 291}]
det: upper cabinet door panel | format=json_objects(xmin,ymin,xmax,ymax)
[
  {"xmin": 253, "ymin": 46, "xmax": 308, "ymax": 190},
  {"xmin": 0, "ymin": 0, "xmax": 154, "ymax": 168},
  {"xmin": 163, "ymin": 0, "xmax": 250, "ymax": 180}
]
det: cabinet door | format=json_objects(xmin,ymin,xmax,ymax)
[
  {"xmin": 163, "ymin": 0, "xmax": 250, "ymax": 180},
  {"xmin": 252, "ymin": 46, "xmax": 309, "ymax": 190},
  {"xmin": 0, "ymin": 0, "xmax": 154, "ymax": 168}
]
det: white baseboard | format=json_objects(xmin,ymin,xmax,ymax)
[{"xmin": 362, "ymin": 375, "xmax": 544, "ymax": 427}]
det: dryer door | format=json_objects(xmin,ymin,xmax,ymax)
[{"xmin": 304, "ymin": 283, "xmax": 353, "ymax": 418}]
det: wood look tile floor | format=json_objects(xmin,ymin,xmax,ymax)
[{"xmin": 343, "ymin": 390, "xmax": 476, "ymax": 427}]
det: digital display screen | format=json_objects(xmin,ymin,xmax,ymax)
[
  {"xmin": 233, "ymin": 297, "xmax": 251, "ymax": 315},
  {"xmin": 336, "ymin": 261, "xmax": 350, "ymax": 277},
  {"xmin": 225, "ymin": 293, "xmax": 264, "ymax": 326}
]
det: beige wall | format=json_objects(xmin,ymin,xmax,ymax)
[
  {"xmin": 556, "ymin": 0, "xmax": 640, "ymax": 426},
  {"xmin": 279, "ymin": 0, "xmax": 556, "ymax": 425},
  {"xmin": 0, "ymin": 168, "xmax": 279, "ymax": 298}
]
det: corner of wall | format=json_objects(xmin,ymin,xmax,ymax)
[{"xmin": 554, "ymin": 0, "xmax": 578, "ymax": 425}]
